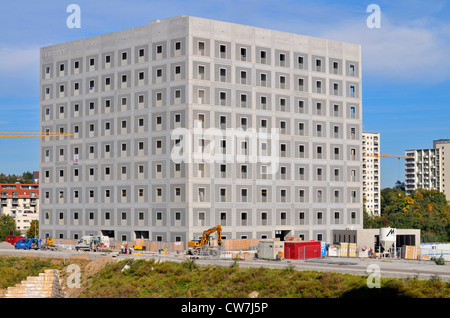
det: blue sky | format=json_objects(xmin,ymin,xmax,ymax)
[{"xmin": 0, "ymin": 0, "xmax": 449, "ymax": 188}]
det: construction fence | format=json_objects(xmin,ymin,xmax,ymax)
[
  {"xmin": 52, "ymin": 238, "xmax": 184, "ymax": 253},
  {"xmin": 45, "ymin": 238, "xmax": 449, "ymax": 261},
  {"xmin": 419, "ymin": 243, "xmax": 450, "ymax": 261},
  {"xmin": 328, "ymin": 243, "xmax": 428, "ymax": 260},
  {"xmin": 49, "ymin": 238, "xmax": 266, "ymax": 253}
]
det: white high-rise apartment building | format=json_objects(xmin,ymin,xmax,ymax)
[
  {"xmin": 362, "ymin": 132, "xmax": 380, "ymax": 215},
  {"xmin": 405, "ymin": 139, "xmax": 450, "ymax": 201},
  {"xmin": 0, "ymin": 184, "xmax": 39, "ymax": 234},
  {"xmin": 433, "ymin": 139, "xmax": 450, "ymax": 199},
  {"xmin": 405, "ymin": 149, "xmax": 438, "ymax": 195},
  {"xmin": 39, "ymin": 16, "xmax": 363, "ymax": 244}
]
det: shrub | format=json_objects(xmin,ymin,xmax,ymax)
[
  {"xmin": 73, "ymin": 258, "xmax": 450, "ymax": 298},
  {"xmin": 431, "ymin": 255, "xmax": 446, "ymax": 265},
  {"xmin": 181, "ymin": 258, "xmax": 198, "ymax": 270}
]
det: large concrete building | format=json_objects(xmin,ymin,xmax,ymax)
[
  {"xmin": 362, "ymin": 132, "xmax": 380, "ymax": 215},
  {"xmin": 405, "ymin": 139, "xmax": 450, "ymax": 201},
  {"xmin": 39, "ymin": 16, "xmax": 363, "ymax": 244}
]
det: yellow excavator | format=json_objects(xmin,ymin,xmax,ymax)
[
  {"xmin": 187, "ymin": 225, "xmax": 222, "ymax": 256},
  {"xmin": 40, "ymin": 237, "xmax": 59, "ymax": 251}
]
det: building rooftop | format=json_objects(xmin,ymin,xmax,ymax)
[{"xmin": 0, "ymin": 184, "xmax": 39, "ymax": 198}]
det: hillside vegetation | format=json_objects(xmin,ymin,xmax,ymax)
[
  {"xmin": 365, "ymin": 188, "xmax": 450, "ymax": 242},
  {"xmin": 79, "ymin": 258, "xmax": 449, "ymax": 298},
  {"xmin": 1, "ymin": 257, "xmax": 448, "ymax": 298},
  {"xmin": 0, "ymin": 171, "xmax": 34, "ymax": 184}
]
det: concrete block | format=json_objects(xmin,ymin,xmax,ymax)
[{"xmin": 3, "ymin": 269, "xmax": 65, "ymax": 298}]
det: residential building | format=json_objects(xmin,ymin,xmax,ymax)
[
  {"xmin": 0, "ymin": 183, "xmax": 39, "ymax": 234},
  {"xmin": 404, "ymin": 139, "xmax": 450, "ymax": 200},
  {"xmin": 39, "ymin": 16, "xmax": 363, "ymax": 244},
  {"xmin": 433, "ymin": 139, "xmax": 450, "ymax": 200},
  {"xmin": 362, "ymin": 132, "xmax": 380, "ymax": 215},
  {"xmin": 32, "ymin": 171, "xmax": 40, "ymax": 184}
]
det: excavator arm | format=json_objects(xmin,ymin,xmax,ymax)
[
  {"xmin": 200, "ymin": 225, "xmax": 222, "ymax": 246},
  {"xmin": 188, "ymin": 225, "xmax": 222, "ymax": 249}
]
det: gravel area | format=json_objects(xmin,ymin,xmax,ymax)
[{"xmin": 0, "ymin": 242, "xmax": 15, "ymax": 250}]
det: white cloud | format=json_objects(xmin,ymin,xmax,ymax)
[
  {"xmin": 320, "ymin": 16, "xmax": 450, "ymax": 84},
  {"xmin": 246, "ymin": 1, "xmax": 450, "ymax": 84},
  {"xmin": 0, "ymin": 46, "xmax": 40, "ymax": 98},
  {"xmin": 0, "ymin": 46, "xmax": 39, "ymax": 72}
]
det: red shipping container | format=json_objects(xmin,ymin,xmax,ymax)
[
  {"xmin": 284, "ymin": 241, "xmax": 322, "ymax": 260},
  {"xmin": 5, "ymin": 236, "xmax": 25, "ymax": 245}
]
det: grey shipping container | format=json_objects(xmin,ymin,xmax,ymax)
[{"xmin": 257, "ymin": 241, "xmax": 285, "ymax": 260}]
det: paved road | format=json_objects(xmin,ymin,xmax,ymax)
[
  {"xmin": 190, "ymin": 255, "xmax": 450, "ymax": 282},
  {"xmin": 1, "ymin": 247, "xmax": 450, "ymax": 282}
]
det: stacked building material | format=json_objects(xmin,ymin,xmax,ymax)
[{"xmin": 4, "ymin": 269, "xmax": 64, "ymax": 298}]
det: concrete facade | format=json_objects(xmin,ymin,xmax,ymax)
[
  {"xmin": 39, "ymin": 16, "xmax": 363, "ymax": 245},
  {"xmin": 433, "ymin": 139, "xmax": 450, "ymax": 200},
  {"xmin": 362, "ymin": 132, "xmax": 380, "ymax": 215},
  {"xmin": 405, "ymin": 139, "xmax": 450, "ymax": 201}
]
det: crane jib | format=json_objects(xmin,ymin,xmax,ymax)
[{"xmin": 0, "ymin": 132, "xmax": 73, "ymax": 138}]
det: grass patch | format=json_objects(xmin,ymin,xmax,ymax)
[
  {"xmin": 0, "ymin": 256, "xmax": 62, "ymax": 289},
  {"xmin": 79, "ymin": 259, "xmax": 450, "ymax": 298},
  {"xmin": 1, "ymin": 256, "xmax": 448, "ymax": 298}
]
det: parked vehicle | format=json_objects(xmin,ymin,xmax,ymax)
[
  {"xmin": 14, "ymin": 238, "xmax": 40, "ymax": 250},
  {"xmin": 187, "ymin": 225, "xmax": 222, "ymax": 256},
  {"xmin": 40, "ymin": 237, "xmax": 59, "ymax": 251},
  {"xmin": 75, "ymin": 235, "xmax": 110, "ymax": 252},
  {"xmin": 6, "ymin": 236, "xmax": 25, "ymax": 246}
]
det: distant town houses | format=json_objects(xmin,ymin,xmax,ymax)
[{"xmin": 0, "ymin": 181, "xmax": 39, "ymax": 235}]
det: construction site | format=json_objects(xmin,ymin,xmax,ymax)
[
  {"xmin": 1, "ymin": 226, "xmax": 450, "ymax": 299},
  {"xmin": 0, "ymin": 13, "xmax": 449, "ymax": 301},
  {"xmin": 0, "ymin": 223, "xmax": 439, "ymax": 262}
]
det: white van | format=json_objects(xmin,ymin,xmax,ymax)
[{"xmin": 75, "ymin": 235, "xmax": 110, "ymax": 251}]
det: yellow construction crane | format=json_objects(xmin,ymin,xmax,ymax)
[
  {"xmin": 363, "ymin": 152, "xmax": 414, "ymax": 161},
  {"xmin": 0, "ymin": 132, "xmax": 72, "ymax": 138}
]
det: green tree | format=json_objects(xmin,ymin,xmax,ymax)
[
  {"xmin": 0, "ymin": 215, "xmax": 19, "ymax": 241},
  {"xmin": 22, "ymin": 171, "xmax": 33, "ymax": 183},
  {"xmin": 0, "ymin": 171, "xmax": 35, "ymax": 184},
  {"xmin": 363, "ymin": 211, "xmax": 384, "ymax": 228},
  {"xmin": 394, "ymin": 180, "xmax": 405, "ymax": 191},
  {"xmin": 377, "ymin": 188, "xmax": 450, "ymax": 242},
  {"xmin": 380, "ymin": 187, "xmax": 406, "ymax": 219},
  {"xmin": 26, "ymin": 220, "xmax": 39, "ymax": 238}
]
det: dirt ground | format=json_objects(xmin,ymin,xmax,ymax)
[{"xmin": 60, "ymin": 256, "xmax": 118, "ymax": 298}]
